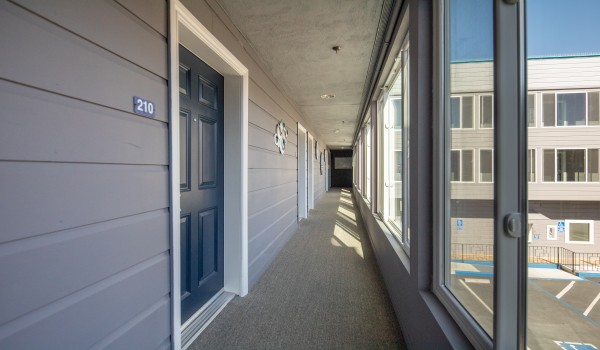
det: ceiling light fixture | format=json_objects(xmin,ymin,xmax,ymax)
[
  {"xmin": 334, "ymin": 129, "xmax": 340, "ymax": 134},
  {"xmin": 320, "ymin": 94, "xmax": 335, "ymax": 99}
]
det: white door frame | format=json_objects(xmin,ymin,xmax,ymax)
[
  {"xmin": 307, "ymin": 133, "xmax": 315, "ymax": 210},
  {"xmin": 169, "ymin": 2, "xmax": 249, "ymax": 348},
  {"xmin": 297, "ymin": 123, "xmax": 308, "ymax": 219}
]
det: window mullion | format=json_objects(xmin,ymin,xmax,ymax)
[{"xmin": 493, "ymin": 0, "xmax": 527, "ymax": 348}]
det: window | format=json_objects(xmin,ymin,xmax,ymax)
[
  {"xmin": 527, "ymin": 149, "xmax": 536, "ymax": 182},
  {"xmin": 450, "ymin": 149, "xmax": 474, "ymax": 182},
  {"xmin": 451, "ymin": 95, "xmax": 474, "ymax": 129},
  {"xmin": 480, "ymin": 95, "xmax": 493, "ymax": 128},
  {"xmin": 542, "ymin": 91, "xmax": 600, "ymax": 127},
  {"xmin": 527, "ymin": 94, "xmax": 536, "ymax": 127},
  {"xmin": 440, "ymin": 0, "xmax": 495, "ymax": 341},
  {"xmin": 565, "ymin": 220, "xmax": 594, "ymax": 244},
  {"xmin": 364, "ymin": 120, "xmax": 372, "ymax": 202},
  {"xmin": 543, "ymin": 148, "xmax": 599, "ymax": 182},
  {"xmin": 381, "ymin": 33, "xmax": 409, "ymax": 247},
  {"xmin": 479, "ymin": 149, "xmax": 493, "ymax": 182}
]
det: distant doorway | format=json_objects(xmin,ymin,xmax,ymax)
[{"xmin": 331, "ymin": 149, "xmax": 353, "ymax": 187}]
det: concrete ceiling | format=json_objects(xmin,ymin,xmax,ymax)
[{"xmin": 216, "ymin": 0, "xmax": 384, "ymax": 148}]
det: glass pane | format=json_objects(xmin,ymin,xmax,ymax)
[
  {"xmin": 365, "ymin": 121, "xmax": 371, "ymax": 201},
  {"xmin": 462, "ymin": 96, "xmax": 474, "ymax": 128},
  {"xmin": 480, "ymin": 150, "xmax": 493, "ymax": 182},
  {"xmin": 528, "ymin": 149, "xmax": 536, "ymax": 182},
  {"xmin": 446, "ymin": 0, "xmax": 494, "ymax": 337},
  {"xmin": 527, "ymin": 94, "xmax": 536, "ymax": 127},
  {"xmin": 570, "ymin": 222, "xmax": 591, "ymax": 242},
  {"xmin": 451, "ymin": 97, "xmax": 460, "ymax": 128},
  {"xmin": 527, "ymin": 2, "xmax": 600, "ymax": 348},
  {"xmin": 557, "ymin": 149, "xmax": 585, "ymax": 182},
  {"xmin": 557, "ymin": 93, "xmax": 586, "ymax": 126},
  {"xmin": 589, "ymin": 92, "xmax": 600, "ymax": 126},
  {"xmin": 451, "ymin": 150, "xmax": 460, "ymax": 182},
  {"xmin": 589, "ymin": 149, "xmax": 599, "ymax": 182},
  {"xmin": 542, "ymin": 93, "xmax": 555, "ymax": 127},
  {"xmin": 462, "ymin": 150, "xmax": 474, "ymax": 182},
  {"xmin": 480, "ymin": 95, "xmax": 493, "ymax": 128},
  {"xmin": 543, "ymin": 149, "xmax": 555, "ymax": 182}
]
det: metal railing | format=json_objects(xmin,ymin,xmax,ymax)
[{"xmin": 451, "ymin": 243, "xmax": 600, "ymax": 273}]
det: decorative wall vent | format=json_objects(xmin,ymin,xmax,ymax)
[{"xmin": 274, "ymin": 120, "xmax": 288, "ymax": 154}]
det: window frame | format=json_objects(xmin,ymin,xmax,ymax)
[
  {"xmin": 450, "ymin": 95, "xmax": 475, "ymax": 129},
  {"xmin": 541, "ymin": 90, "xmax": 600, "ymax": 128},
  {"xmin": 433, "ymin": 0, "xmax": 527, "ymax": 348},
  {"xmin": 378, "ymin": 32, "xmax": 411, "ymax": 251},
  {"xmin": 542, "ymin": 148, "xmax": 599, "ymax": 183},
  {"xmin": 564, "ymin": 219, "xmax": 595, "ymax": 244},
  {"xmin": 450, "ymin": 149, "xmax": 475, "ymax": 183}
]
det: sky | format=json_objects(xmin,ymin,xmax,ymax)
[{"xmin": 450, "ymin": 0, "xmax": 600, "ymax": 62}]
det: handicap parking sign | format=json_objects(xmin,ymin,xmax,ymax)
[
  {"xmin": 558, "ymin": 221, "xmax": 566, "ymax": 233},
  {"xmin": 456, "ymin": 219, "xmax": 464, "ymax": 231}
]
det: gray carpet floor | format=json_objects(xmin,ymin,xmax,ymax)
[{"xmin": 189, "ymin": 188, "xmax": 406, "ymax": 349}]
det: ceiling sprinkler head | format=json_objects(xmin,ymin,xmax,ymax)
[{"xmin": 332, "ymin": 45, "xmax": 341, "ymax": 54}]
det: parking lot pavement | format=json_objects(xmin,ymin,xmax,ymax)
[{"xmin": 450, "ymin": 265, "xmax": 600, "ymax": 349}]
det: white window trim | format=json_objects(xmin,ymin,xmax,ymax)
[
  {"xmin": 450, "ymin": 149, "xmax": 476, "ymax": 183},
  {"xmin": 527, "ymin": 93, "xmax": 537, "ymax": 128},
  {"xmin": 540, "ymin": 90, "xmax": 600, "ymax": 128},
  {"xmin": 450, "ymin": 95, "xmax": 475, "ymax": 129},
  {"xmin": 541, "ymin": 147, "xmax": 599, "ymax": 183},
  {"xmin": 565, "ymin": 219, "xmax": 595, "ymax": 244}
]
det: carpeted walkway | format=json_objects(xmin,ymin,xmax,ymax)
[{"xmin": 189, "ymin": 188, "xmax": 406, "ymax": 349}]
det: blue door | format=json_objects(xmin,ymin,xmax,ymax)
[{"xmin": 179, "ymin": 45, "xmax": 224, "ymax": 323}]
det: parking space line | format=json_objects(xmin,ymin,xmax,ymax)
[
  {"xmin": 459, "ymin": 279, "xmax": 492, "ymax": 314},
  {"xmin": 556, "ymin": 281, "xmax": 576, "ymax": 299},
  {"xmin": 583, "ymin": 292, "xmax": 600, "ymax": 317}
]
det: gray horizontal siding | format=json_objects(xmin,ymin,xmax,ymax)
[
  {"xmin": 248, "ymin": 182, "xmax": 298, "ymax": 216},
  {"xmin": 248, "ymin": 169, "xmax": 297, "ymax": 192},
  {"xmin": 13, "ymin": 0, "xmax": 167, "ymax": 78},
  {"xmin": 0, "ymin": 254, "xmax": 170, "ymax": 350},
  {"xmin": 115, "ymin": 0, "xmax": 168, "ymax": 36},
  {"xmin": 248, "ymin": 218, "xmax": 298, "ymax": 288},
  {"xmin": 0, "ymin": 162, "xmax": 168, "ymax": 243},
  {"xmin": 248, "ymin": 146, "xmax": 297, "ymax": 169},
  {"xmin": 0, "ymin": 0, "xmax": 171, "ymax": 348},
  {"xmin": 0, "ymin": 209, "xmax": 168, "ymax": 325},
  {"xmin": 249, "ymin": 206, "xmax": 298, "ymax": 262},
  {"xmin": 0, "ymin": 1, "xmax": 168, "ymax": 122},
  {"xmin": 0, "ymin": 79, "xmax": 167, "ymax": 165}
]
